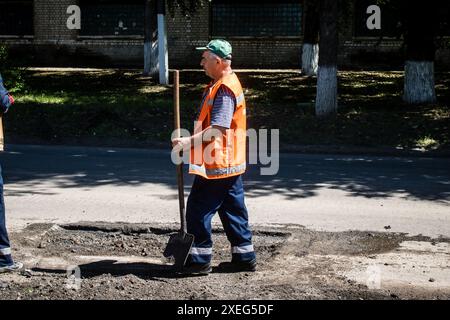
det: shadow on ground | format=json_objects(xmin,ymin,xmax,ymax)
[{"xmin": 1, "ymin": 144, "xmax": 449, "ymax": 203}]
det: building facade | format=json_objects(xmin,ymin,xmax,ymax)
[{"xmin": 0, "ymin": 0, "xmax": 449, "ymax": 69}]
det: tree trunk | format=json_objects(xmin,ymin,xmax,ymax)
[
  {"xmin": 301, "ymin": 44, "xmax": 319, "ymax": 76},
  {"xmin": 315, "ymin": 0, "xmax": 338, "ymax": 117},
  {"xmin": 301, "ymin": 0, "xmax": 320, "ymax": 76},
  {"xmin": 316, "ymin": 66, "xmax": 337, "ymax": 116},
  {"xmin": 403, "ymin": 61, "xmax": 436, "ymax": 104},
  {"xmin": 157, "ymin": 0, "xmax": 169, "ymax": 84},
  {"xmin": 144, "ymin": 0, "xmax": 158, "ymax": 76},
  {"xmin": 402, "ymin": 2, "xmax": 437, "ymax": 104}
]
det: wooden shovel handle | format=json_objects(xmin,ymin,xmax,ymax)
[{"xmin": 173, "ymin": 70, "xmax": 187, "ymax": 233}]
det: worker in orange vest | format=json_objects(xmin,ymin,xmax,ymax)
[{"xmin": 172, "ymin": 39, "xmax": 256, "ymax": 275}]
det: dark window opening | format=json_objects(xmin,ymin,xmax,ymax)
[
  {"xmin": 211, "ymin": 0, "xmax": 302, "ymax": 37},
  {"xmin": 0, "ymin": 0, "xmax": 33, "ymax": 36},
  {"xmin": 79, "ymin": 0, "xmax": 145, "ymax": 36}
]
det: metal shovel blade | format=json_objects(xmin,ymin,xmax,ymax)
[{"xmin": 163, "ymin": 231, "xmax": 194, "ymax": 270}]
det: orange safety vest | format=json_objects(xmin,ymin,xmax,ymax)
[{"xmin": 189, "ymin": 72, "xmax": 246, "ymax": 179}]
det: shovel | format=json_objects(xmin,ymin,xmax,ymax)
[{"xmin": 163, "ymin": 70, "xmax": 194, "ymax": 271}]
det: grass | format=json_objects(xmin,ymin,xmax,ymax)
[
  {"xmin": 415, "ymin": 136, "xmax": 440, "ymax": 149},
  {"xmin": 3, "ymin": 68, "xmax": 450, "ymax": 151}
]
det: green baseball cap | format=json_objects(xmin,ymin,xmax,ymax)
[{"xmin": 196, "ymin": 39, "xmax": 232, "ymax": 60}]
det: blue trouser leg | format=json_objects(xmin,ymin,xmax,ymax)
[
  {"xmin": 186, "ymin": 176, "xmax": 222, "ymax": 264},
  {"xmin": 218, "ymin": 176, "xmax": 256, "ymax": 262},
  {"xmin": 0, "ymin": 165, "xmax": 13, "ymax": 267},
  {"xmin": 186, "ymin": 174, "xmax": 255, "ymax": 264}
]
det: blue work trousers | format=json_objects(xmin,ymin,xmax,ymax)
[
  {"xmin": 0, "ymin": 165, "xmax": 13, "ymax": 267},
  {"xmin": 186, "ymin": 174, "xmax": 256, "ymax": 264}
]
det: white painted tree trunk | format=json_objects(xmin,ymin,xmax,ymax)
[
  {"xmin": 403, "ymin": 61, "xmax": 436, "ymax": 104},
  {"xmin": 301, "ymin": 43, "xmax": 319, "ymax": 76},
  {"xmin": 315, "ymin": 65, "xmax": 338, "ymax": 117},
  {"xmin": 157, "ymin": 13, "xmax": 169, "ymax": 85},
  {"xmin": 144, "ymin": 41, "xmax": 159, "ymax": 76},
  {"xmin": 143, "ymin": 0, "xmax": 157, "ymax": 77}
]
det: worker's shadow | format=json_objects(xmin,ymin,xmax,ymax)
[{"xmin": 32, "ymin": 260, "xmax": 191, "ymax": 280}]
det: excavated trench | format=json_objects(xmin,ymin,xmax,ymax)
[{"xmin": 0, "ymin": 222, "xmax": 449, "ymax": 300}]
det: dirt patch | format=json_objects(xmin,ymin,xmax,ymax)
[{"xmin": 1, "ymin": 222, "xmax": 449, "ymax": 300}]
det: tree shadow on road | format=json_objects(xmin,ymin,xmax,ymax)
[{"xmin": 2, "ymin": 145, "xmax": 449, "ymax": 203}]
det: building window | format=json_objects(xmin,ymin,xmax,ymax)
[
  {"xmin": 211, "ymin": 0, "xmax": 302, "ymax": 38},
  {"xmin": 79, "ymin": 0, "xmax": 145, "ymax": 36},
  {"xmin": 0, "ymin": 0, "xmax": 33, "ymax": 36}
]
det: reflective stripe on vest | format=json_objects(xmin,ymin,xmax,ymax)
[
  {"xmin": 236, "ymin": 93, "xmax": 245, "ymax": 105},
  {"xmin": 189, "ymin": 162, "xmax": 246, "ymax": 178}
]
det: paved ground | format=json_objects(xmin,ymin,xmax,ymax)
[
  {"xmin": 1, "ymin": 144, "xmax": 449, "ymax": 237},
  {"xmin": 0, "ymin": 144, "xmax": 449, "ymax": 300}
]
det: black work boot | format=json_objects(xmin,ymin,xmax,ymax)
[
  {"xmin": 178, "ymin": 262, "xmax": 212, "ymax": 276},
  {"xmin": 217, "ymin": 259, "xmax": 257, "ymax": 273}
]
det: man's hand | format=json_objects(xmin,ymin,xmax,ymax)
[
  {"xmin": 171, "ymin": 136, "xmax": 191, "ymax": 152},
  {"xmin": 8, "ymin": 94, "xmax": 14, "ymax": 105}
]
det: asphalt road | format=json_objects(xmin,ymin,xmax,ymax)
[{"xmin": 1, "ymin": 144, "xmax": 449, "ymax": 237}]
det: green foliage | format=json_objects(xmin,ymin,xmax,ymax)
[
  {"xmin": 0, "ymin": 44, "xmax": 26, "ymax": 92},
  {"xmin": 415, "ymin": 136, "xmax": 439, "ymax": 150},
  {"xmin": 0, "ymin": 45, "xmax": 8, "ymax": 69}
]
